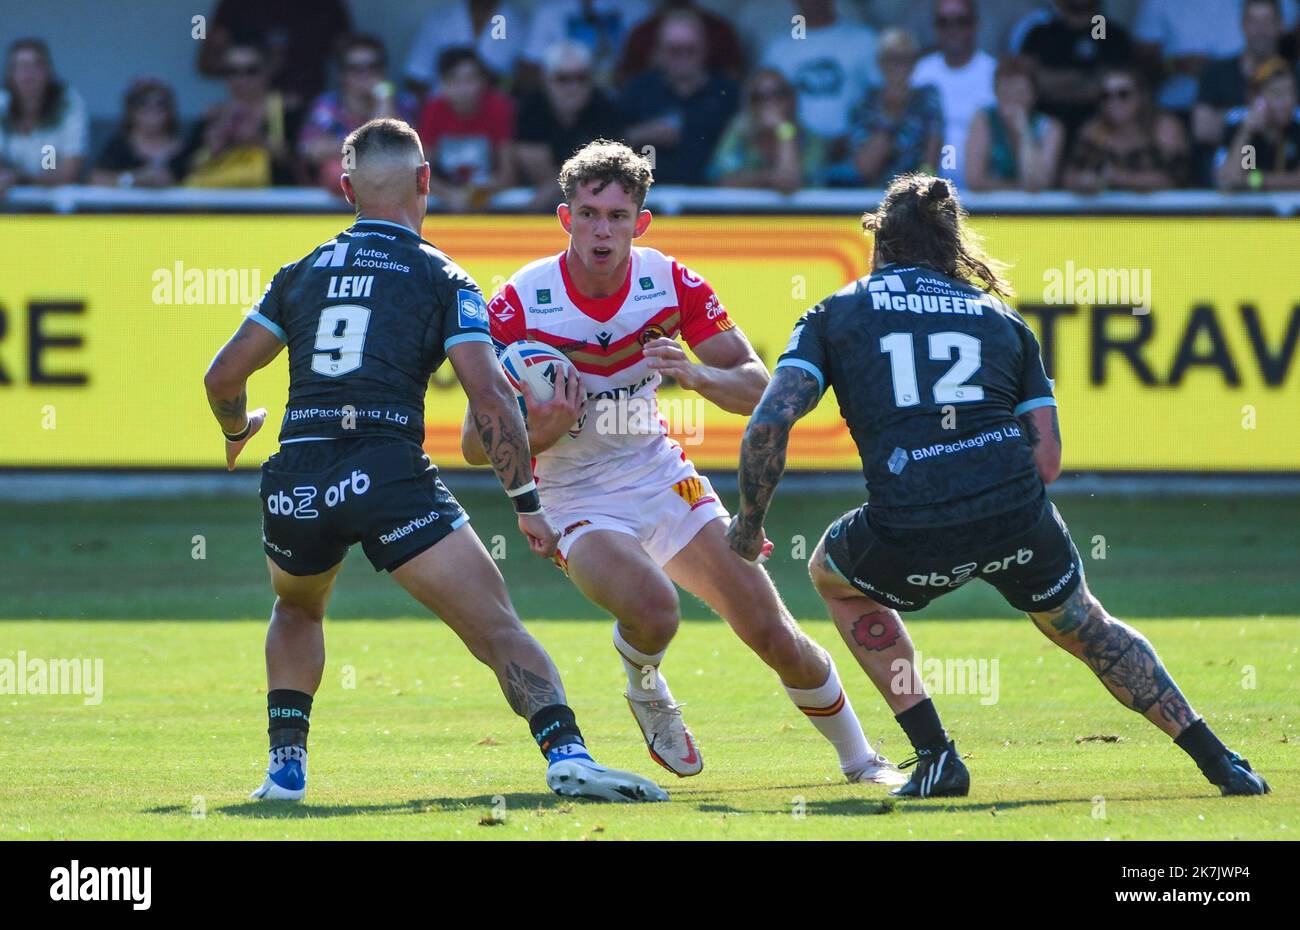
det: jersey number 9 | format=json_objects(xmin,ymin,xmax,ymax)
[{"xmin": 311, "ymin": 304, "xmax": 372, "ymax": 377}]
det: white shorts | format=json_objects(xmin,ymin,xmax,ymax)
[{"xmin": 546, "ymin": 467, "xmax": 730, "ymax": 571}]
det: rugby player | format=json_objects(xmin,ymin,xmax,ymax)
[
  {"xmin": 461, "ymin": 140, "xmax": 903, "ymax": 785},
  {"xmin": 728, "ymin": 173, "xmax": 1269, "ymax": 798},
  {"xmin": 203, "ymin": 118, "xmax": 666, "ymax": 803}
]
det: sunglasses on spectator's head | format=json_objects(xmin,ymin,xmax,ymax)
[
  {"xmin": 343, "ymin": 58, "xmax": 382, "ymax": 73},
  {"xmin": 550, "ymin": 70, "xmax": 591, "ymax": 84}
]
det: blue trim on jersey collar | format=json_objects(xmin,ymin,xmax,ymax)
[
  {"xmin": 775, "ymin": 358, "xmax": 826, "ymax": 395},
  {"xmin": 1013, "ymin": 396, "xmax": 1057, "ymax": 416},
  {"xmin": 351, "ymin": 218, "xmax": 420, "ymax": 238}
]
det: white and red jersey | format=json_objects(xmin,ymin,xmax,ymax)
[{"xmin": 488, "ymin": 246, "xmax": 735, "ymax": 500}]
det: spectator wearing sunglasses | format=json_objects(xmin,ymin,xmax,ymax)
[
  {"xmin": 514, "ymin": 41, "xmax": 622, "ymax": 210},
  {"xmin": 707, "ymin": 67, "xmax": 825, "ymax": 192},
  {"xmin": 184, "ymin": 41, "xmax": 298, "ymax": 187},
  {"xmin": 1064, "ymin": 65, "xmax": 1189, "ymax": 191},
  {"xmin": 910, "ymin": 0, "xmax": 997, "ymax": 190},
  {"xmin": 1021, "ymin": 0, "xmax": 1138, "ymax": 138},
  {"xmin": 91, "ymin": 77, "xmax": 188, "ymax": 188},
  {"xmin": 299, "ymin": 36, "xmax": 418, "ymax": 192},
  {"xmin": 1216, "ymin": 57, "xmax": 1300, "ymax": 190}
]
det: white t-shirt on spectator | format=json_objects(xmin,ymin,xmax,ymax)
[
  {"xmin": 760, "ymin": 20, "xmax": 881, "ymax": 140},
  {"xmin": 404, "ymin": 1, "xmax": 528, "ymax": 90},
  {"xmin": 0, "ymin": 87, "xmax": 88, "ymax": 179},
  {"xmin": 911, "ymin": 49, "xmax": 996, "ymax": 190}
]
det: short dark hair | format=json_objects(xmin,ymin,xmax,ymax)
[
  {"xmin": 342, "ymin": 117, "xmax": 423, "ymax": 167},
  {"xmin": 437, "ymin": 46, "xmax": 486, "ymax": 80},
  {"xmin": 559, "ymin": 139, "xmax": 654, "ymax": 208}
]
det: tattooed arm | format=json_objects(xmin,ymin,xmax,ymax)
[
  {"xmin": 449, "ymin": 340, "xmax": 534, "ymax": 491},
  {"xmin": 204, "ymin": 318, "xmax": 284, "ymax": 469},
  {"xmin": 727, "ymin": 365, "xmax": 823, "ymax": 560},
  {"xmin": 1017, "ymin": 404, "xmax": 1062, "ymax": 484}
]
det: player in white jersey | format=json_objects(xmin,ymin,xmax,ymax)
[{"xmin": 462, "ymin": 140, "xmax": 903, "ymax": 785}]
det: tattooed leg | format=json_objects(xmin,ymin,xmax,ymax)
[
  {"xmin": 389, "ymin": 522, "xmax": 567, "ymax": 720},
  {"xmin": 809, "ymin": 538, "xmax": 925, "ymax": 714},
  {"xmin": 1028, "ymin": 581, "xmax": 1196, "ymax": 737}
]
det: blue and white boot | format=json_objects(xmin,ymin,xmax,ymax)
[
  {"xmin": 544, "ymin": 742, "xmax": 668, "ymax": 803},
  {"xmin": 250, "ymin": 745, "xmax": 307, "ymax": 801}
]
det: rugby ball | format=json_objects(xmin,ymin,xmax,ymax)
[
  {"xmin": 499, "ymin": 340, "xmax": 585, "ymax": 439},
  {"xmin": 499, "ymin": 340, "xmax": 575, "ymax": 403}
]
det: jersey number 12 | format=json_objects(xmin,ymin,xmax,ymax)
[
  {"xmin": 880, "ymin": 331, "xmax": 985, "ymax": 407},
  {"xmin": 311, "ymin": 304, "xmax": 371, "ymax": 377}
]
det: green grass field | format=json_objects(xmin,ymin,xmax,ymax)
[{"xmin": 0, "ymin": 486, "xmax": 1296, "ymax": 839}]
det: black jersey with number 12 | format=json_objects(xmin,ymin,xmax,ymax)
[
  {"xmin": 777, "ymin": 263, "xmax": 1058, "ymax": 528},
  {"xmin": 245, "ymin": 218, "xmax": 493, "ymax": 445}
]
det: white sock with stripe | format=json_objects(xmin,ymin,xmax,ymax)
[
  {"xmin": 614, "ymin": 623, "xmax": 674, "ymax": 702},
  {"xmin": 783, "ymin": 660, "xmax": 874, "ymax": 774}
]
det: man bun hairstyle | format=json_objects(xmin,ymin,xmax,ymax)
[
  {"xmin": 863, "ymin": 173, "xmax": 1012, "ymax": 298},
  {"xmin": 558, "ymin": 139, "xmax": 654, "ymax": 208}
]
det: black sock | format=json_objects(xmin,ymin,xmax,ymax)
[
  {"xmin": 1173, "ymin": 718, "xmax": 1228, "ymax": 768},
  {"xmin": 267, "ymin": 688, "xmax": 313, "ymax": 750},
  {"xmin": 896, "ymin": 698, "xmax": 949, "ymax": 754},
  {"xmin": 528, "ymin": 704, "xmax": 586, "ymax": 760}
]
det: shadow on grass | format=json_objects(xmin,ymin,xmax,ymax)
[
  {"xmin": 145, "ymin": 792, "xmax": 596, "ymax": 819},
  {"xmin": 696, "ymin": 792, "xmax": 1208, "ymax": 817}
]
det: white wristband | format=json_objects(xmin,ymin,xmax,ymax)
[{"xmin": 506, "ymin": 480, "xmax": 537, "ymax": 498}]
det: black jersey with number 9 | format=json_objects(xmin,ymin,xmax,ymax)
[{"xmin": 246, "ymin": 219, "xmax": 493, "ymax": 446}]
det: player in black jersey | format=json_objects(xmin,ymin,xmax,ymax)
[
  {"xmin": 728, "ymin": 174, "xmax": 1268, "ymax": 799},
  {"xmin": 203, "ymin": 118, "xmax": 665, "ymax": 803}
]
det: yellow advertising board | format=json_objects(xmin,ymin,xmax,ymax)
[{"xmin": 0, "ymin": 214, "xmax": 1296, "ymax": 471}]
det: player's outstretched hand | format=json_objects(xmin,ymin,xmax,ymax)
[
  {"xmin": 225, "ymin": 408, "xmax": 266, "ymax": 472},
  {"xmin": 642, "ymin": 337, "xmax": 703, "ymax": 390},
  {"xmin": 518, "ymin": 510, "xmax": 560, "ymax": 559}
]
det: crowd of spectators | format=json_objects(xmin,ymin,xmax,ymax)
[{"xmin": 3, "ymin": 0, "xmax": 1300, "ymax": 203}]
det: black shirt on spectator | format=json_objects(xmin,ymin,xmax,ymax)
[
  {"xmin": 94, "ymin": 133, "xmax": 191, "ymax": 182},
  {"xmin": 617, "ymin": 71, "xmax": 738, "ymax": 185},
  {"xmin": 1021, "ymin": 18, "xmax": 1136, "ymax": 133},
  {"xmin": 516, "ymin": 90, "xmax": 624, "ymax": 169},
  {"xmin": 1220, "ymin": 113, "xmax": 1300, "ymax": 172}
]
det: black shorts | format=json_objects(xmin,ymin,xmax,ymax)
[
  {"xmin": 259, "ymin": 437, "xmax": 468, "ymax": 576},
  {"xmin": 822, "ymin": 493, "xmax": 1083, "ymax": 613}
]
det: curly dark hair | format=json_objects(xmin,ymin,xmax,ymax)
[
  {"xmin": 863, "ymin": 173, "xmax": 1012, "ymax": 298},
  {"xmin": 558, "ymin": 139, "xmax": 654, "ymax": 208}
]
